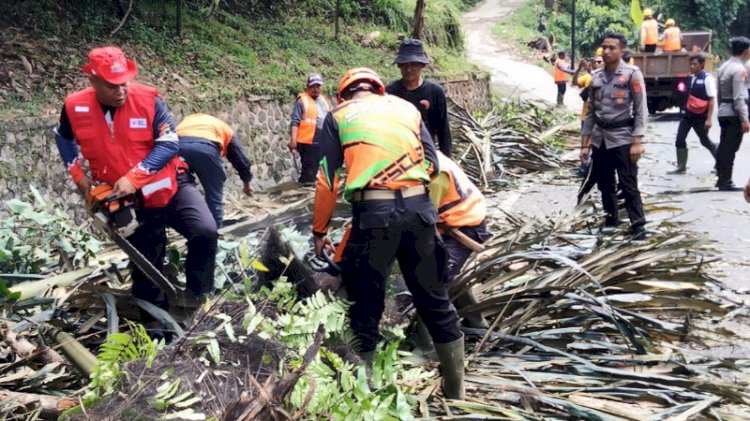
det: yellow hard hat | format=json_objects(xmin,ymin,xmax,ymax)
[
  {"xmin": 595, "ymin": 47, "xmax": 603, "ymax": 56},
  {"xmin": 666, "ymin": 18, "xmax": 675, "ymax": 27},
  {"xmin": 643, "ymin": 8, "xmax": 653, "ymax": 17}
]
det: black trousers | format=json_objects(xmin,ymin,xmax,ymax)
[
  {"xmin": 297, "ymin": 142, "xmax": 320, "ymax": 184},
  {"xmin": 556, "ymin": 82, "xmax": 566, "ymax": 104},
  {"xmin": 340, "ymin": 193, "xmax": 461, "ymax": 352},
  {"xmin": 442, "ymin": 221, "xmax": 490, "ymax": 286},
  {"xmin": 179, "ymin": 138, "xmax": 227, "ymax": 227},
  {"xmin": 592, "ymin": 144, "xmax": 645, "ymax": 229},
  {"xmin": 675, "ymin": 113, "xmax": 717, "ymax": 155},
  {"xmin": 129, "ymin": 174, "xmax": 218, "ymax": 314},
  {"xmin": 717, "ymin": 116, "xmax": 744, "ymax": 186},
  {"xmin": 644, "ymin": 44, "xmax": 656, "ymax": 53}
]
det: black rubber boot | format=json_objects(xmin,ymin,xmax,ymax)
[
  {"xmin": 668, "ymin": 148, "xmax": 688, "ymax": 174},
  {"xmin": 411, "ymin": 316, "xmax": 437, "ymax": 362},
  {"xmin": 434, "ymin": 334, "xmax": 465, "ymax": 400},
  {"xmin": 455, "ymin": 291, "xmax": 489, "ymax": 329}
]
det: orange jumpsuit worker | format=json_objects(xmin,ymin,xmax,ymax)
[{"xmin": 177, "ymin": 113, "xmax": 254, "ymax": 227}]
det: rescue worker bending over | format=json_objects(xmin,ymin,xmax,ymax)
[
  {"xmin": 429, "ymin": 151, "xmax": 490, "ymax": 328},
  {"xmin": 54, "ymin": 47, "xmax": 217, "ymax": 333},
  {"xmin": 289, "ymin": 73, "xmax": 332, "ymax": 184},
  {"xmin": 177, "ymin": 113, "xmax": 254, "ymax": 227},
  {"xmin": 312, "ymin": 68, "xmax": 464, "ymax": 399},
  {"xmin": 640, "ymin": 8, "xmax": 658, "ymax": 53}
]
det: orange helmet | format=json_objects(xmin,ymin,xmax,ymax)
[{"xmin": 337, "ymin": 67, "xmax": 385, "ymax": 102}]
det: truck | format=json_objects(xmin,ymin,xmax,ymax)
[{"xmin": 632, "ymin": 31, "xmax": 713, "ymax": 114}]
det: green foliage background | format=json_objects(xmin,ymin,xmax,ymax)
[{"xmin": 0, "ymin": 0, "xmax": 482, "ymax": 118}]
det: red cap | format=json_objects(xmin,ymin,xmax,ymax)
[{"xmin": 82, "ymin": 46, "xmax": 138, "ymax": 85}]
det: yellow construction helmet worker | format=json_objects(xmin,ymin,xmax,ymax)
[
  {"xmin": 665, "ymin": 18, "xmax": 675, "ymax": 27},
  {"xmin": 595, "ymin": 47, "xmax": 603, "ymax": 56},
  {"xmin": 643, "ymin": 8, "xmax": 653, "ymax": 17},
  {"xmin": 337, "ymin": 67, "xmax": 385, "ymax": 102}
]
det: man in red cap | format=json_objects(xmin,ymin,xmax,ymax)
[{"xmin": 54, "ymin": 46, "xmax": 218, "ymax": 336}]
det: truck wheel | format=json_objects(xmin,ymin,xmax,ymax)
[{"xmin": 647, "ymin": 98, "xmax": 657, "ymax": 115}]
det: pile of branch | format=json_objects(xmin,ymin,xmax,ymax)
[
  {"xmin": 432, "ymin": 204, "xmax": 750, "ymax": 419},
  {"xmin": 449, "ymin": 100, "xmax": 563, "ymax": 188}
]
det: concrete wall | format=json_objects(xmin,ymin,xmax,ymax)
[{"xmin": 0, "ymin": 74, "xmax": 490, "ymax": 220}]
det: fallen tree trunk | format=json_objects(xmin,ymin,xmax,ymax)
[{"xmin": 0, "ymin": 389, "xmax": 78, "ymax": 419}]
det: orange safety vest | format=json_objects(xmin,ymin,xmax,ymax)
[
  {"xmin": 641, "ymin": 19, "xmax": 658, "ymax": 45},
  {"xmin": 312, "ymin": 93, "xmax": 430, "ymax": 234},
  {"xmin": 436, "ymin": 153, "xmax": 486, "ymax": 228},
  {"xmin": 295, "ymin": 92, "xmax": 331, "ymax": 144},
  {"xmin": 176, "ymin": 113, "xmax": 234, "ymax": 157},
  {"xmin": 64, "ymin": 83, "xmax": 182, "ymax": 208},
  {"xmin": 554, "ymin": 60, "xmax": 569, "ymax": 83},
  {"xmin": 662, "ymin": 27, "xmax": 682, "ymax": 52}
]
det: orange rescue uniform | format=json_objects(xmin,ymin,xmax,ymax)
[
  {"xmin": 176, "ymin": 113, "xmax": 234, "ymax": 156},
  {"xmin": 295, "ymin": 92, "xmax": 332, "ymax": 144},
  {"xmin": 641, "ymin": 19, "xmax": 658, "ymax": 46}
]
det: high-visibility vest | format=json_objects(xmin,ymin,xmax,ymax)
[
  {"xmin": 295, "ymin": 92, "xmax": 331, "ymax": 144},
  {"xmin": 641, "ymin": 19, "xmax": 658, "ymax": 45},
  {"xmin": 177, "ymin": 113, "xmax": 234, "ymax": 157},
  {"xmin": 331, "ymin": 94, "xmax": 430, "ymax": 202},
  {"xmin": 554, "ymin": 60, "xmax": 569, "ymax": 83},
  {"xmin": 662, "ymin": 27, "xmax": 682, "ymax": 52},
  {"xmin": 434, "ymin": 153, "xmax": 486, "ymax": 228},
  {"xmin": 64, "ymin": 83, "xmax": 182, "ymax": 208}
]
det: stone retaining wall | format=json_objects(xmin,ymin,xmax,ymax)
[{"xmin": 0, "ymin": 73, "xmax": 491, "ymax": 220}]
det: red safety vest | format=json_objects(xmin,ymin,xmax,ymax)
[
  {"xmin": 295, "ymin": 92, "xmax": 331, "ymax": 144},
  {"xmin": 64, "ymin": 83, "xmax": 181, "ymax": 208},
  {"xmin": 436, "ymin": 153, "xmax": 486, "ymax": 228}
]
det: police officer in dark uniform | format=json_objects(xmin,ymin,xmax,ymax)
[
  {"xmin": 715, "ymin": 36, "xmax": 750, "ymax": 191},
  {"xmin": 580, "ymin": 32, "xmax": 648, "ymax": 239}
]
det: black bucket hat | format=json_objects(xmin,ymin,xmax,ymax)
[{"xmin": 394, "ymin": 38, "xmax": 430, "ymax": 65}]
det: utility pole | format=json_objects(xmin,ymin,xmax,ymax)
[{"xmin": 571, "ymin": 0, "xmax": 576, "ymax": 65}]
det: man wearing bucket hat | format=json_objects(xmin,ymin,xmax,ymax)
[
  {"xmin": 387, "ymin": 38, "xmax": 453, "ymax": 157},
  {"xmin": 289, "ymin": 73, "xmax": 332, "ymax": 184},
  {"xmin": 54, "ymin": 46, "xmax": 218, "ymax": 334}
]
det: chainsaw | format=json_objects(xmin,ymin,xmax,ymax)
[{"xmin": 88, "ymin": 185, "xmax": 195, "ymax": 307}]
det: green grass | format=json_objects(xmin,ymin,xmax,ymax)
[{"xmin": 0, "ymin": 0, "xmax": 481, "ymax": 119}]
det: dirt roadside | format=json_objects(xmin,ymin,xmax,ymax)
[{"xmin": 462, "ymin": 0, "xmax": 582, "ymax": 110}]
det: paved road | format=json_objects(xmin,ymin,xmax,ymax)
[{"xmin": 462, "ymin": 0, "xmax": 750, "ymax": 292}]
